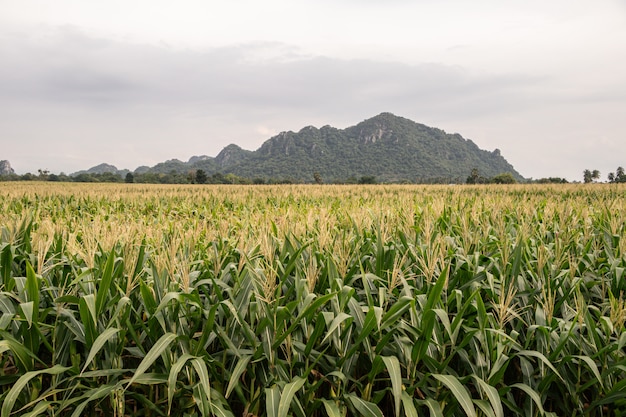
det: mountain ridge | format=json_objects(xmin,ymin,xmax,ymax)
[{"xmin": 70, "ymin": 113, "xmax": 524, "ymax": 183}]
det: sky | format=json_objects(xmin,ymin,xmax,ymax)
[{"xmin": 1, "ymin": 1, "xmax": 625, "ymax": 181}]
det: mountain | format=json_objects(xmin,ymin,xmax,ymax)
[
  {"xmin": 72, "ymin": 113, "xmax": 524, "ymax": 183},
  {"xmin": 0, "ymin": 160, "xmax": 15, "ymax": 175},
  {"xmin": 195, "ymin": 113, "xmax": 521, "ymax": 182},
  {"xmin": 71, "ymin": 163, "xmax": 129, "ymax": 177}
]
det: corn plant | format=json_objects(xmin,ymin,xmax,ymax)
[{"xmin": 0, "ymin": 182, "xmax": 625, "ymax": 416}]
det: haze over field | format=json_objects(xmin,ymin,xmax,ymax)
[{"xmin": 1, "ymin": 1, "xmax": 625, "ymax": 181}]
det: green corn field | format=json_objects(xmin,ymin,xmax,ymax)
[{"xmin": 0, "ymin": 182, "xmax": 625, "ymax": 416}]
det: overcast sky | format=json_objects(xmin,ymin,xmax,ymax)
[{"xmin": 1, "ymin": 1, "xmax": 625, "ymax": 181}]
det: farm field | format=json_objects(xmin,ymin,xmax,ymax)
[{"xmin": 0, "ymin": 182, "xmax": 625, "ymax": 416}]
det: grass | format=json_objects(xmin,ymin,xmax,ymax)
[{"xmin": 0, "ymin": 182, "xmax": 625, "ymax": 416}]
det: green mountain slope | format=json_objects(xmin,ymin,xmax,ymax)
[
  {"xmin": 220, "ymin": 113, "xmax": 523, "ymax": 182},
  {"xmin": 73, "ymin": 113, "xmax": 523, "ymax": 183}
]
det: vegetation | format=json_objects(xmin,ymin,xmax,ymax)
[
  {"xmin": 1, "ymin": 182, "xmax": 625, "ymax": 416},
  {"xmin": 466, "ymin": 169, "xmax": 517, "ymax": 184},
  {"xmin": 583, "ymin": 169, "xmax": 601, "ymax": 184},
  {"xmin": 608, "ymin": 167, "xmax": 626, "ymax": 184},
  {"xmin": 207, "ymin": 113, "xmax": 523, "ymax": 183}
]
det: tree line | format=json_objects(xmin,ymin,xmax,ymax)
[
  {"xmin": 583, "ymin": 167, "xmax": 625, "ymax": 183},
  {"xmin": 9, "ymin": 167, "xmax": 624, "ymax": 185}
]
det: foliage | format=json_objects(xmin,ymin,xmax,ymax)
[
  {"xmin": 583, "ymin": 169, "xmax": 601, "ymax": 183},
  {"xmin": 532, "ymin": 177, "xmax": 569, "ymax": 184},
  {"xmin": 221, "ymin": 113, "xmax": 523, "ymax": 183},
  {"xmin": 467, "ymin": 169, "xmax": 517, "ymax": 184},
  {"xmin": 608, "ymin": 167, "xmax": 626, "ymax": 183},
  {"xmin": 0, "ymin": 182, "xmax": 625, "ymax": 416}
]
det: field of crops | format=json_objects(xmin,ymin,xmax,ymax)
[{"xmin": 1, "ymin": 182, "xmax": 625, "ymax": 416}]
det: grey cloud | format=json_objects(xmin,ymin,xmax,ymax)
[{"xmin": 0, "ymin": 27, "xmax": 543, "ymax": 117}]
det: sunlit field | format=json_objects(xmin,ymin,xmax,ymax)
[{"xmin": 1, "ymin": 182, "xmax": 625, "ymax": 416}]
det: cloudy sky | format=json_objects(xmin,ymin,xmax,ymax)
[{"xmin": 1, "ymin": 1, "xmax": 625, "ymax": 181}]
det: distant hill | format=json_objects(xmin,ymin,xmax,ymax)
[
  {"xmin": 71, "ymin": 163, "xmax": 129, "ymax": 178},
  {"xmin": 0, "ymin": 160, "xmax": 15, "ymax": 175},
  {"xmin": 75, "ymin": 113, "xmax": 524, "ymax": 183}
]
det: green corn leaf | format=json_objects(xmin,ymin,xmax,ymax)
[
  {"xmin": 412, "ymin": 267, "xmax": 448, "ymax": 363},
  {"xmin": 433, "ymin": 374, "xmax": 476, "ymax": 417},
  {"xmin": 167, "ymin": 353, "xmax": 195, "ymax": 415},
  {"xmin": 0, "ymin": 243, "xmax": 12, "ymax": 285},
  {"xmin": 24, "ymin": 262, "xmax": 39, "ymax": 315},
  {"xmin": 140, "ymin": 280, "xmax": 157, "ymax": 316},
  {"xmin": 472, "ymin": 376, "xmax": 503, "ymax": 417},
  {"xmin": 380, "ymin": 296, "xmax": 413, "ymax": 330},
  {"xmin": 510, "ymin": 383, "xmax": 546, "ymax": 415},
  {"xmin": 190, "ymin": 357, "xmax": 212, "ymax": 399},
  {"xmin": 131, "ymin": 373, "xmax": 168, "ymax": 385},
  {"xmin": 0, "ymin": 313, "xmax": 13, "ymax": 331},
  {"xmin": 193, "ymin": 383, "xmax": 211, "ymax": 417},
  {"xmin": 0, "ymin": 331, "xmax": 37, "ymax": 372},
  {"xmin": 19, "ymin": 301, "xmax": 34, "ymax": 328},
  {"xmin": 210, "ymin": 388, "xmax": 236, "ymax": 417},
  {"xmin": 381, "ymin": 355, "xmax": 402, "ymax": 417},
  {"xmin": 515, "ymin": 350, "xmax": 563, "ymax": 382},
  {"xmin": 95, "ymin": 249, "xmax": 116, "ymax": 317},
  {"xmin": 21, "ymin": 401, "xmax": 51, "ymax": 417},
  {"xmin": 321, "ymin": 312, "xmax": 353, "ymax": 345},
  {"xmin": 304, "ymin": 312, "xmax": 327, "ymax": 357},
  {"xmin": 321, "ymin": 399, "xmax": 342, "ymax": 417},
  {"xmin": 78, "ymin": 294, "xmax": 97, "ymax": 348},
  {"xmin": 266, "ymin": 385, "xmax": 280, "ymax": 417},
  {"xmin": 278, "ymin": 376, "xmax": 306, "ymax": 417},
  {"xmin": 473, "ymin": 400, "xmax": 496, "ymax": 417},
  {"xmin": 70, "ymin": 382, "xmax": 124, "ymax": 417},
  {"xmin": 126, "ymin": 332, "xmax": 177, "ymax": 388},
  {"xmin": 401, "ymin": 391, "xmax": 419, "ymax": 417},
  {"xmin": 1, "ymin": 364, "xmax": 70, "ymax": 417},
  {"xmin": 273, "ymin": 291, "xmax": 337, "ymax": 348},
  {"xmin": 81, "ymin": 327, "xmax": 120, "ymax": 374},
  {"xmin": 347, "ymin": 394, "xmax": 384, "ymax": 417},
  {"xmin": 153, "ymin": 291, "xmax": 182, "ymax": 315},
  {"xmin": 225, "ymin": 355, "xmax": 252, "ymax": 398},
  {"xmin": 422, "ymin": 398, "xmax": 444, "ymax": 417},
  {"xmin": 572, "ymin": 355, "xmax": 603, "ymax": 389}
]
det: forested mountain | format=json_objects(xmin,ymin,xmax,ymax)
[
  {"xmin": 74, "ymin": 113, "xmax": 524, "ymax": 183},
  {"xmin": 219, "ymin": 113, "xmax": 522, "ymax": 182},
  {"xmin": 71, "ymin": 163, "xmax": 129, "ymax": 177}
]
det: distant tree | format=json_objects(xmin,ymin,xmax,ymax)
[
  {"xmin": 211, "ymin": 172, "xmax": 226, "ymax": 184},
  {"xmin": 491, "ymin": 173, "xmax": 517, "ymax": 184},
  {"xmin": 125, "ymin": 172, "xmax": 134, "ymax": 183},
  {"xmin": 358, "ymin": 175, "xmax": 377, "ymax": 184},
  {"xmin": 592, "ymin": 170, "xmax": 600, "ymax": 182},
  {"xmin": 466, "ymin": 168, "xmax": 479, "ymax": 184},
  {"xmin": 37, "ymin": 169, "xmax": 50, "ymax": 180},
  {"xmin": 466, "ymin": 168, "xmax": 489, "ymax": 184},
  {"xmin": 534, "ymin": 177, "xmax": 568, "ymax": 184},
  {"xmin": 608, "ymin": 166, "xmax": 626, "ymax": 183},
  {"xmin": 195, "ymin": 169, "xmax": 207, "ymax": 184},
  {"xmin": 313, "ymin": 172, "xmax": 323, "ymax": 184},
  {"xmin": 73, "ymin": 173, "xmax": 97, "ymax": 182},
  {"xmin": 583, "ymin": 169, "xmax": 593, "ymax": 183},
  {"xmin": 98, "ymin": 172, "xmax": 123, "ymax": 183}
]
